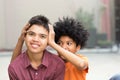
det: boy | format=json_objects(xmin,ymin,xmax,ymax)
[
  {"xmin": 49, "ymin": 17, "xmax": 89, "ymax": 80},
  {"xmin": 8, "ymin": 15, "xmax": 65, "ymax": 80}
]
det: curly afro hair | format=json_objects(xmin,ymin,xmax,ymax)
[{"xmin": 54, "ymin": 17, "xmax": 89, "ymax": 49}]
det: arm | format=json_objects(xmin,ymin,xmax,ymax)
[
  {"xmin": 48, "ymin": 24, "xmax": 88, "ymax": 70},
  {"xmin": 10, "ymin": 24, "xmax": 29, "ymax": 63}
]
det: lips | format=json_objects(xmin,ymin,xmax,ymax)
[{"xmin": 31, "ymin": 43, "xmax": 40, "ymax": 48}]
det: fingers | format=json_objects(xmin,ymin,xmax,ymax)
[
  {"xmin": 48, "ymin": 24, "xmax": 54, "ymax": 34},
  {"xmin": 48, "ymin": 24, "xmax": 55, "ymax": 44},
  {"xmin": 24, "ymin": 23, "xmax": 30, "ymax": 31},
  {"xmin": 48, "ymin": 24, "xmax": 52, "ymax": 30},
  {"xmin": 22, "ymin": 23, "xmax": 30, "ymax": 34}
]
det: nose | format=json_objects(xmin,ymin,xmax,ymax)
[
  {"xmin": 33, "ymin": 35, "xmax": 40, "ymax": 41},
  {"xmin": 61, "ymin": 44, "xmax": 67, "ymax": 50}
]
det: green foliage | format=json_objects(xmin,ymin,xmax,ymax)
[
  {"xmin": 97, "ymin": 40, "xmax": 112, "ymax": 48},
  {"xmin": 75, "ymin": 8, "xmax": 95, "ymax": 29}
]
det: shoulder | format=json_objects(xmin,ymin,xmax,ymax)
[
  {"xmin": 77, "ymin": 53, "xmax": 89, "ymax": 72},
  {"xmin": 45, "ymin": 50, "xmax": 64, "ymax": 64},
  {"xmin": 9, "ymin": 53, "xmax": 25, "ymax": 68}
]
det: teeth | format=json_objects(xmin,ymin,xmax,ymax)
[{"xmin": 31, "ymin": 44, "xmax": 39, "ymax": 48}]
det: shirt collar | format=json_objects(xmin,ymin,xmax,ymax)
[
  {"xmin": 41, "ymin": 50, "xmax": 49, "ymax": 67},
  {"xmin": 24, "ymin": 51, "xmax": 31, "ymax": 68},
  {"xmin": 24, "ymin": 50, "xmax": 49, "ymax": 68}
]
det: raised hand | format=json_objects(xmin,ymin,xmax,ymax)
[
  {"xmin": 19, "ymin": 23, "xmax": 30, "ymax": 41},
  {"xmin": 11, "ymin": 23, "xmax": 30, "ymax": 62},
  {"xmin": 48, "ymin": 24, "xmax": 55, "ymax": 46}
]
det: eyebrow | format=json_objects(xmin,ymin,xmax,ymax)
[{"xmin": 27, "ymin": 30, "xmax": 48, "ymax": 36}]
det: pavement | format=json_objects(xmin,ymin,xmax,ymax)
[{"xmin": 0, "ymin": 48, "xmax": 120, "ymax": 80}]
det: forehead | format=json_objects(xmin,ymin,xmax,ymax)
[
  {"xmin": 59, "ymin": 36, "xmax": 73, "ymax": 41},
  {"xmin": 28, "ymin": 24, "xmax": 48, "ymax": 34}
]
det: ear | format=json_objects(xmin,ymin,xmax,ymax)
[{"xmin": 76, "ymin": 45, "xmax": 81, "ymax": 52}]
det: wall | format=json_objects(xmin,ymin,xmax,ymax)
[
  {"xmin": 3, "ymin": 0, "xmax": 75, "ymax": 49},
  {"xmin": 0, "ymin": 0, "xmax": 5, "ymax": 50},
  {"xmin": 0, "ymin": 0, "xmax": 111, "ymax": 49}
]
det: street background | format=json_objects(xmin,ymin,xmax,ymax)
[
  {"xmin": 0, "ymin": 48, "xmax": 120, "ymax": 80},
  {"xmin": 0, "ymin": 0, "xmax": 120, "ymax": 80}
]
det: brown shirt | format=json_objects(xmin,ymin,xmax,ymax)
[{"xmin": 8, "ymin": 50, "xmax": 65, "ymax": 80}]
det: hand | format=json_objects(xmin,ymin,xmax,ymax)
[
  {"xmin": 48, "ymin": 24, "xmax": 55, "ymax": 46},
  {"xmin": 19, "ymin": 23, "xmax": 30, "ymax": 41},
  {"xmin": 11, "ymin": 23, "xmax": 30, "ymax": 62}
]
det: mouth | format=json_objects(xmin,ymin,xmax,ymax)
[{"xmin": 31, "ymin": 43, "xmax": 40, "ymax": 49}]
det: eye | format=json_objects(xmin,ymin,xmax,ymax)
[
  {"xmin": 40, "ymin": 34, "xmax": 47, "ymax": 39},
  {"xmin": 67, "ymin": 42, "xmax": 72, "ymax": 46},
  {"xmin": 57, "ymin": 41, "xmax": 62, "ymax": 45},
  {"xmin": 27, "ymin": 31, "xmax": 35, "ymax": 36}
]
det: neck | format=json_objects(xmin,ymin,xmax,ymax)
[{"xmin": 27, "ymin": 50, "xmax": 43, "ymax": 69}]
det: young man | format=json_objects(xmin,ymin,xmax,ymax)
[
  {"xmin": 8, "ymin": 15, "xmax": 65, "ymax": 80},
  {"xmin": 11, "ymin": 17, "xmax": 89, "ymax": 80}
]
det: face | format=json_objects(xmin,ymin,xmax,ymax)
[
  {"xmin": 24, "ymin": 24, "xmax": 48, "ymax": 54},
  {"xmin": 57, "ymin": 36, "xmax": 80, "ymax": 60}
]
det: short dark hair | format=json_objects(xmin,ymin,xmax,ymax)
[
  {"xmin": 28, "ymin": 15, "xmax": 49, "ymax": 31},
  {"xmin": 54, "ymin": 17, "xmax": 89, "ymax": 48}
]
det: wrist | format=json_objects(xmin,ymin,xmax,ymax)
[{"xmin": 18, "ymin": 36, "xmax": 24, "ymax": 43}]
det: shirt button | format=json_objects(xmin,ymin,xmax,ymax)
[{"xmin": 35, "ymin": 72, "xmax": 38, "ymax": 75}]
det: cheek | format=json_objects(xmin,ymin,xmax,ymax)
[
  {"xmin": 24, "ymin": 37, "xmax": 31, "ymax": 46},
  {"xmin": 69, "ymin": 46, "xmax": 77, "ymax": 52},
  {"xmin": 41, "ymin": 39, "xmax": 48, "ymax": 45},
  {"xmin": 24, "ymin": 39, "xmax": 29, "ymax": 46}
]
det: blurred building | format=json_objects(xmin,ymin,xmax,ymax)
[
  {"xmin": 0, "ymin": 0, "xmax": 119, "ymax": 50},
  {"xmin": 98, "ymin": 0, "xmax": 120, "ymax": 47},
  {"xmin": 113, "ymin": 0, "xmax": 120, "ymax": 45}
]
